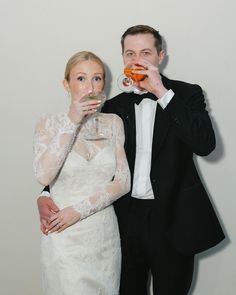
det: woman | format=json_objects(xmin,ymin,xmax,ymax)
[{"xmin": 33, "ymin": 51, "xmax": 130, "ymax": 295}]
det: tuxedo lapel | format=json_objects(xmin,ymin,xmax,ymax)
[
  {"xmin": 151, "ymin": 75, "xmax": 172, "ymax": 161},
  {"xmin": 151, "ymin": 104, "xmax": 170, "ymax": 161},
  {"xmin": 122, "ymin": 100, "xmax": 137, "ymax": 175}
]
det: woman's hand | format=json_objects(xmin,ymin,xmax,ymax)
[
  {"xmin": 68, "ymin": 94, "xmax": 101, "ymax": 125},
  {"xmin": 46, "ymin": 207, "xmax": 81, "ymax": 234}
]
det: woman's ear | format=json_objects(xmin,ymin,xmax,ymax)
[{"xmin": 62, "ymin": 79, "xmax": 70, "ymax": 93}]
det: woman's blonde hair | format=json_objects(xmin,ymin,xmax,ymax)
[{"xmin": 64, "ymin": 51, "xmax": 105, "ymax": 81}]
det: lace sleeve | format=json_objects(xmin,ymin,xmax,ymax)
[
  {"xmin": 72, "ymin": 115, "xmax": 131, "ymax": 220},
  {"xmin": 33, "ymin": 113, "xmax": 79, "ymax": 185}
]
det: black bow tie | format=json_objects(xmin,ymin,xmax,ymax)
[{"xmin": 132, "ymin": 92, "xmax": 157, "ymax": 105}]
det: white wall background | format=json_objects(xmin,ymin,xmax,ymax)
[{"xmin": 0, "ymin": 0, "xmax": 235, "ymax": 294}]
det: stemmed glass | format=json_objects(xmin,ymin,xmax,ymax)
[
  {"xmin": 82, "ymin": 91, "xmax": 107, "ymax": 141},
  {"xmin": 117, "ymin": 64, "xmax": 146, "ymax": 93}
]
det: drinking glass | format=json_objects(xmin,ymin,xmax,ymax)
[
  {"xmin": 82, "ymin": 91, "xmax": 107, "ymax": 141},
  {"xmin": 117, "ymin": 64, "xmax": 146, "ymax": 92}
]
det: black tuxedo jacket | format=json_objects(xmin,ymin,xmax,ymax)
[{"xmin": 102, "ymin": 75, "xmax": 225, "ymax": 255}]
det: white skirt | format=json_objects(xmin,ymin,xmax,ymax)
[{"xmin": 41, "ymin": 205, "xmax": 121, "ymax": 295}]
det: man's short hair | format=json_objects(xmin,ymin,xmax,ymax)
[{"xmin": 121, "ymin": 25, "xmax": 163, "ymax": 54}]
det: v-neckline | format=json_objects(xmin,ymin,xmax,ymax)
[{"xmin": 70, "ymin": 146, "xmax": 112, "ymax": 162}]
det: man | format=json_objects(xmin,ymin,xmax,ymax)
[{"xmin": 38, "ymin": 25, "xmax": 225, "ymax": 294}]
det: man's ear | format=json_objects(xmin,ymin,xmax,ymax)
[{"xmin": 158, "ymin": 50, "xmax": 165, "ymax": 65}]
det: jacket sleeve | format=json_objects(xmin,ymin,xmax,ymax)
[{"xmin": 164, "ymin": 83, "xmax": 215, "ymax": 156}]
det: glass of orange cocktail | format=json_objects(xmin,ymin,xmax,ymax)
[{"xmin": 117, "ymin": 64, "xmax": 146, "ymax": 92}]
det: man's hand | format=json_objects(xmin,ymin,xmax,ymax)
[
  {"xmin": 133, "ymin": 59, "xmax": 168, "ymax": 98},
  {"xmin": 37, "ymin": 196, "xmax": 59, "ymax": 234}
]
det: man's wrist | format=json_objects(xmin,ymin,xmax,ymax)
[
  {"xmin": 154, "ymin": 86, "xmax": 168, "ymax": 99},
  {"xmin": 157, "ymin": 89, "xmax": 175, "ymax": 109}
]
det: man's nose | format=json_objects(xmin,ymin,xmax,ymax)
[{"xmin": 131, "ymin": 56, "xmax": 140, "ymax": 65}]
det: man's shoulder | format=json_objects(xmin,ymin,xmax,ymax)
[
  {"xmin": 106, "ymin": 92, "xmax": 130, "ymax": 104},
  {"xmin": 103, "ymin": 92, "xmax": 130, "ymax": 113},
  {"xmin": 162, "ymin": 74, "xmax": 202, "ymax": 92}
]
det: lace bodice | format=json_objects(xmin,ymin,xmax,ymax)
[{"xmin": 33, "ymin": 112, "xmax": 130, "ymax": 220}]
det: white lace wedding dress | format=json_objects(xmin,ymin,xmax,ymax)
[{"xmin": 33, "ymin": 112, "xmax": 130, "ymax": 295}]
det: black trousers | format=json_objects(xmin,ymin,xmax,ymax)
[{"xmin": 119, "ymin": 198, "xmax": 194, "ymax": 295}]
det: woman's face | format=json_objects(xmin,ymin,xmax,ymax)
[{"xmin": 64, "ymin": 59, "xmax": 105, "ymax": 101}]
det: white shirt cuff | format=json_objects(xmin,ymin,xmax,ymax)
[
  {"xmin": 158, "ymin": 89, "xmax": 175, "ymax": 109},
  {"xmin": 39, "ymin": 191, "xmax": 50, "ymax": 197}
]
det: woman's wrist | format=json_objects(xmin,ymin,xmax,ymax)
[{"xmin": 67, "ymin": 112, "xmax": 82, "ymax": 129}]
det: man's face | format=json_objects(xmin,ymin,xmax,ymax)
[{"xmin": 122, "ymin": 33, "xmax": 164, "ymax": 67}]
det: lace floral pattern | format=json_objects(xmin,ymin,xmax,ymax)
[
  {"xmin": 33, "ymin": 112, "xmax": 79, "ymax": 185},
  {"xmin": 33, "ymin": 112, "xmax": 130, "ymax": 220}
]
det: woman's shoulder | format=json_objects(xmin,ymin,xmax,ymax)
[
  {"xmin": 36, "ymin": 112, "xmax": 69, "ymax": 128},
  {"xmin": 101, "ymin": 113, "xmax": 123, "ymax": 125},
  {"xmin": 38, "ymin": 112, "xmax": 67, "ymax": 122}
]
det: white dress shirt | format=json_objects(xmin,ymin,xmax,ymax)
[{"xmin": 131, "ymin": 89, "xmax": 174, "ymax": 199}]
